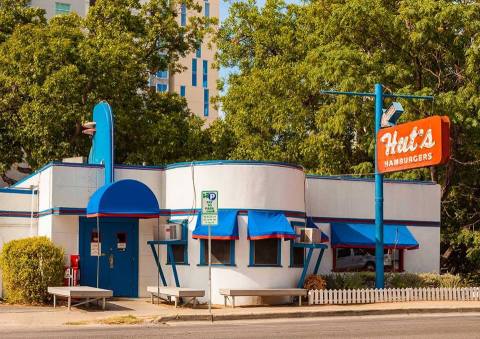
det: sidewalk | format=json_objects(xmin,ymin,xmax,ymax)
[{"xmin": 1, "ymin": 299, "xmax": 480, "ymax": 329}]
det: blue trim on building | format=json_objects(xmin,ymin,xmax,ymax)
[
  {"xmin": 165, "ymin": 160, "xmax": 304, "ymax": 171},
  {"xmin": 0, "ymin": 188, "xmax": 37, "ymax": 195},
  {"xmin": 310, "ymin": 216, "xmax": 440, "ymax": 227},
  {"xmin": 306, "ymin": 174, "xmax": 437, "ymax": 185}
]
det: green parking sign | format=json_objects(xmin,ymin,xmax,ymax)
[{"xmin": 201, "ymin": 191, "xmax": 218, "ymax": 225}]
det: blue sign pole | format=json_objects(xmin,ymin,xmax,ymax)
[{"xmin": 374, "ymin": 83, "xmax": 384, "ymax": 288}]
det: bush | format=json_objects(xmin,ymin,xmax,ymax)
[
  {"xmin": 0, "ymin": 237, "xmax": 64, "ymax": 304},
  {"xmin": 303, "ymin": 275, "xmax": 326, "ymax": 290},
  {"xmin": 387, "ymin": 273, "xmax": 424, "ymax": 288},
  {"xmin": 318, "ymin": 272, "xmax": 466, "ymax": 290}
]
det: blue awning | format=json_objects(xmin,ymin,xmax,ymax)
[
  {"xmin": 192, "ymin": 210, "xmax": 239, "ymax": 240},
  {"xmin": 247, "ymin": 210, "xmax": 295, "ymax": 240},
  {"xmin": 331, "ymin": 223, "xmax": 419, "ymax": 250},
  {"xmin": 87, "ymin": 179, "xmax": 160, "ymax": 218}
]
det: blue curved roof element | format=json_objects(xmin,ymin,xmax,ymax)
[{"xmin": 87, "ymin": 179, "xmax": 159, "ymax": 218}]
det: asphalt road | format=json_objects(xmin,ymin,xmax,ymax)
[{"xmin": 2, "ymin": 313, "xmax": 480, "ymax": 338}]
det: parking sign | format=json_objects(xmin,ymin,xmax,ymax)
[{"xmin": 201, "ymin": 191, "xmax": 218, "ymax": 225}]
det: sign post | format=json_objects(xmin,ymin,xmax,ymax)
[
  {"xmin": 320, "ymin": 85, "xmax": 436, "ymax": 288},
  {"xmin": 201, "ymin": 191, "xmax": 218, "ymax": 314}
]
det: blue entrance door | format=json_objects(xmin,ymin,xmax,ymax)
[{"xmin": 79, "ymin": 217, "xmax": 139, "ymax": 297}]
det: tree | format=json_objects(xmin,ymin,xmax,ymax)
[
  {"xmin": 217, "ymin": 0, "xmax": 480, "ymax": 273},
  {"xmin": 0, "ymin": 0, "xmax": 214, "ymax": 177}
]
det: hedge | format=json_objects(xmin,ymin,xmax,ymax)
[
  {"xmin": 0, "ymin": 237, "xmax": 64, "ymax": 304},
  {"xmin": 303, "ymin": 272, "xmax": 465, "ymax": 290}
]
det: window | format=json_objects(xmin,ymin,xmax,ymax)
[
  {"xmin": 200, "ymin": 240, "xmax": 235, "ymax": 266},
  {"xmin": 196, "ymin": 45, "xmax": 201, "ymax": 58},
  {"xmin": 55, "ymin": 2, "xmax": 71, "ymax": 15},
  {"xmin": 156, "ymin": 70, "xmax": 168, "ymax": 79},
  {"xmin": 180, "ymin": 3, "xmax": 187, "ymax": 26},
  {"xmin": 166, "ymin": 221, "xmax": 189, "ymax": 265},
  {"xmin": 156, "ymin": 83, "xmax": 168, "ymax": 93},
  {"xmin": 249, "ymin": 238, "xmax": 281, "ymax": 266},
  {"xmin": 180, "ymin": 85, "xmax": 186, "ymax": 97},
  {"xmin": 202, "ymin": 60, "xmax": 208, "ymax": 88},
  {"xmin": 203, "ymin": 89, "xmax": 209, "ymax": 116},
  {"xmin": 290, "ymin": 243, "xmax": 305, "ymax": 267},
  {"xmin": 204, "ymin": 1, "xmax": 210, "ymax": 18},
  {"xmin": 192, "ymin": 59, "xmax": 197, "ymax": 86},
  {"xmin": 333, "ymin": 247, "xmax": 403, "ymax": 272}
]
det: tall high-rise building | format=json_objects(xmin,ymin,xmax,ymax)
[{"xmin": 28, "ymin": 0, "xmax": 219, "ymax": 123}]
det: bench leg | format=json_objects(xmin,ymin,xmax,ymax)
[
  {"xmin": 102, "ymin": 298, "xmax": 106, "ymax": 310},
  {"xmin": 224, "ymin": 296, "xmax": 227, "ymax": 307},
  {"xmin": 151, "ymin": 293, "xmax": 154, "ymax": 305},
  {"xmin": 53, "ymin": 294, "xmax": 56, "ymax": 308},
  {"xmin": 68, "ymin": 297, "xmax": 71, "ymax": 311},
  {"xmin": 174, "ymin": 297, "xmax": 178, "ymax": 308},
  {"xmin": 193, "ymin": 297, "xmax": 197, "ymax": 308},
  {"xmin": 299, "ymin": 296, "xmax": 302, "ymax": 306},
  {"xmin": 232, "ymin": 296, "xmax": 235, "ymax": 308}
]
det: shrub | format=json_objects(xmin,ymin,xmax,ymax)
[
  {"xmin": 438, "ymin": 273, "xmax": 464, "ymax": 288},
  {"xmin": 303, "ymin": 275, "xmax": 326, "ymax": 290},
  {"xmin": 0, "ymin": 237, "xmax": 64, "ymax": 304},
  {"xmin": 387, "ymin": 273, "xmax": 424, "ymax": 288}
]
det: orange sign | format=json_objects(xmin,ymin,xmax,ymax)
[{"xmin": 377, "ymin": 116, "xmax": 450, "ymax": 173}]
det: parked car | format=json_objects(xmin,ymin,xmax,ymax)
[{"xmin": 335, "ymin": 248, "xmax": 393, "ymax": 271}]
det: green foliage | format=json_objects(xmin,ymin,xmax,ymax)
[
  {"xmin": 0, "ymin": 237, "xmax": 64, "ymax": 304},
  {"xmin": 0, "ymin": 0, "xmax": 214, "ymax": 175},
  {"xmin": 217, "ymin": 0, "xmax": 480, "ymax": 275},
  {"xmin": 387, "ymin": 273, "xmax": 424, "ymax": 289},
  {"xmin": 321, "ymin": 272, "xmax": 465, "ymax": 290}
]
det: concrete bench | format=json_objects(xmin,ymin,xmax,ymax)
[
  {"xmin": 48, "ymin": 286, "xmax": 113, "ymax": 310},
  {"xmin": 219, "ymin": 288, "xmax": 307, "ymax": 308},
  {"xmin": 147, "ymin": 286, "xmax": 205, "ymax": 308}
]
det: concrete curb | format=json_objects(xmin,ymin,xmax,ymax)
[{"xmin": 153, "ymin": 307, "xmax": 480, "ymax": 323}]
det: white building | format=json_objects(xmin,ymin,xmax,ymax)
[{"xmin": 0, "ymin": 160, "xmax": 440, "ymax": 305}]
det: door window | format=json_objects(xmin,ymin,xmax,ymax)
[{"xmin": 117, "ymin": 232, "xmax": 127, "ymax": 251}]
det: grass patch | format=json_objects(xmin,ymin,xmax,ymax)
[
  {"xmin": 65, "ymin": 320, "xmax": 90, "ymax": 326},
  {"xmin": 97, "ymin": 315, "xmax": 143, "ymax": 325}
]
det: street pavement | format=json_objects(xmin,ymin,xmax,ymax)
[{"xmin": 1, "ymin": 313, "xmax": 480, "ymax": 338}]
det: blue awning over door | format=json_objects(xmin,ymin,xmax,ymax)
[
  {"xmin": 331, "ymin": 223, "xmax": 419, "ymax": 250},
  {"xmin": 86, "ymin": 179, "xmax": 160, "ymax": 218},
  {"xmin": 192, "ymin": 210, "xmax": 239, "ymax": 240}
]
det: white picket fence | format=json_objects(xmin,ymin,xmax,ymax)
[{"xmin": 308, "ymin": 287, "xmax": 480, "ymax": 305}]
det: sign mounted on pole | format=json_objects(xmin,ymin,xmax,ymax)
[
  {"xmin": 201, "ymin": 191, "xmax": 218, "ymax": 226},
  {"xmin": 377, "ymin": 116, "xmax": 450, "ymax": 173}
]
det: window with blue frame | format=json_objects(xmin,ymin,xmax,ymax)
[
  {"xmin": 55, "ymin": 2, "xmax": 71, "ymax": 15},
  {"xmin": 192, "ymin": 59, "xmax": 197, "ymax": 86},
  {"xmin": 180, "ymin": 3, "xmax": 187, "ymax": 26},
  {"xmin": 156, "ymin": 83, "xmax": 168, "ymax": 93},
  {"xmin": 290, "ymin": 221, "xmax": 305, "ymax": 267},
  {"xmin": 203, "ymin": 89, "xmax": 209, "ymax": 116},
  {"xmin": 196, "ymin": 45, "xmax": 201, "ymax": 58},
  {"xmin": 166, "ymin": 221, "xmax": 189, "ymax": 265},
  {"xmin": 204, "ymin": 1, "xmax": 210, "ymax": 18},
  {"xmin": 202, "ymin": 60, "xmax": 208, "ymax": 88},
  {"xmin": 249, "ymin": 238, "xmax": 281, "ymax": 266},
  {"xmin": 156, "ymin": 70, "xmax": 168, "ymax": 79},
  {"xmin": 199, "ymin": 240, "xmax": 235, "ymax": 266},
  {"xmin": 180, "ymin": 85, "xmax": 186, "ymax": 97}
]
